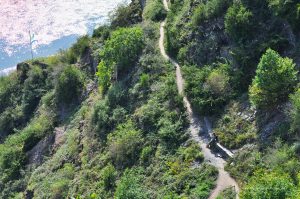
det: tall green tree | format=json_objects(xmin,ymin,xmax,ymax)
[
  {"xmin": 97, "ymin": 27, "xmax": 144, "ymax": 89},
  {"xmin": 249, "ymin": 49, "xmax": 297, "ymax": 109}
]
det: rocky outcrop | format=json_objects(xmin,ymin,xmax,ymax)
[{"xmin": 26, "ymin": 134, "xmax": 55, "ymax": 167}]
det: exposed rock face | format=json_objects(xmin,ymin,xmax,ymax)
[
  {"xmin": 26, "ymin": 134, "xmax": 55, "ymax": 166},
  {"xmin": 53, "ymin": 126, "xmax": 66, "ymax": 149},
  {"xmin": 139, "ymin": 0, "xmax": 146, "ymax": 8},
  {"xmin": 79, "ymin": 47, "xmax": 96, "ymax": 74},
  {"xmin": 26, "ymin": 126, "xmax": 67, "ymax": 167}
]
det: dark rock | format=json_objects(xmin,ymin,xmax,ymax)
[
  {"xmin": 16, "ymin": 62, "xmax": 30, "ymax": 82},
  {"xmin": 26, "ymin": 134, "xmax": 55, "ymax": 167}
]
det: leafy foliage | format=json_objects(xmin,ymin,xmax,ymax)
[
  {"xmin": 56, "ymin": 66, "xmax": 85, "ymax": 105},
  {"xmin": 225, "ymin": 2, "xmax": 254, "ymax": 43},
  {"xmin": 183, "ymin": 63, "xmax": 232, "ymax": 115},
  {"xmin": 97, "ymin": 27, "xmax": 144, "ymax": 90},
  {"xmin": 114, "ymin": 169, "xmax": 148, "ymax": 199},
  {"xmin": 108, "ymin": 121, "xmax": 143, "ymax": 168},
  {"xmin": 143, "ymin": 0, "xmax": 167, "ymax": 22},
  {"xmin": 192, "ymin": 0, "xmax": 232, "ymax": 26},
  {"xmin": 249, "ymin": 49, "xmax": 297, "ymax": 109},
  {"xmin": 240, "ymin": 171, "xmax": 297, "ymax": 199},
  {"xmin": 110, "ymin": 1, "xmax": 143, "ymax": 28},
  {"xmin": 268, "ymin": 0, "xmax": 300, "ymax": 30}
]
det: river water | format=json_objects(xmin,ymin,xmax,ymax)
[{"xmin": 0, "ymin": 0, "xmax": 128, "ymax": 75}]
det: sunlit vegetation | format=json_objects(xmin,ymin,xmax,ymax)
[{"xmin": 1, "ymin": 0, "xmax": 300, "ymax": 198}]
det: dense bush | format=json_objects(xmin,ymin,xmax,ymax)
[
  {"xmin": 22, "ymin": 66, "xmax": 47, "ymax": 117},
  {"xmin": 92, "ymin": 25, "xmax": 110, "ymax": 40},
  {"xmin": 158, "ymin": 116, "xmax": 185, "ymax": 149},
  {"xmin": 107, "ymin": 82, "xmax": 127, "ymax": 108},
  {"xmin": 110, "ymin": 1, "xmax": 142, "ymax": 28},
  {"xmin": 183, "ymin": 63, "xmax": 232, "ymax": 115},
  {"xmin": 108, "ymin": 121, "xmax": 143, "ymax": 168},
  {"xmin": 143, "ymin": 0, "xmax": 167, "ymax": 22},
  {"xmin": 240, "ymin": 171, "xmax": 297, "ymax": 199},
  {"xmin": 249, "ymin": 49, "xmax": 297, "ymax": 109},
  {"xmin": 91, "ymin": 99, "xmax": 111, "ymax": 138},
  {"xmin": 97, "ymin": 27, "xmax": 144, "ymax": 90},
  {"xmin": 268, "ymin": 0, "xmax": 300, "ymax": 31},
  {"xmin": 225, "ymin": 2, "xmax": 254, "ymax": 43},
  {"xmin": 0, "ymin": 106, "xmax": 23, "ymax": 139},
  {"xmin": 216, "ymin": 187, "xmax": 236, "ymax": 199},
  {"xmin": 114, "ymin": 169, "xmax": 148, "ymax": 199},
  {"xmin": 192, "ymin": 0, "xmax": 232, "ymax": 26},
  {"xmin": 56, "ymin": 66, "xmax": 85, "ymax": 105},
  {"xmin": 0, "ymin": 146, "xmax": 25, "ymax": 183},
  {"xmin": 0, "ymin": 113, "xmax": 53, "ymax": 190},
  {"xmin": 0, "ymin": 74, "xmax": 21, "ymax": 113},
  {"xmin": 102, "ymin": 164, "xmax": 117, "ymax": 191},
  {"xmin": 101, "ymin": 27, "xmax": 144, "ymax": 69},
  {"xmin": 70, "ymin": 36, "xmax": 90, "ymax": 58}
]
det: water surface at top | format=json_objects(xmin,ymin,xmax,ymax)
[{"xmin": 0, "ymin": 0, "xmax": 127, "ymax": 71}]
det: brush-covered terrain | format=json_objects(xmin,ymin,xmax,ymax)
[{"xmin": 0, "ymin": 0, "xmax": 300, "ymax": 198}]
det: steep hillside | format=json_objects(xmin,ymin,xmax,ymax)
[
  {"xmin": 166, "ymin": 0, "xmax": 300, "ymax": 198},
  {"xmin": 0, "ymin": 1, "xmax": 218, "ymax": 198},
  {"xmin": 1, "ymin": 0, "xmax": 300, "ymax": 198}
]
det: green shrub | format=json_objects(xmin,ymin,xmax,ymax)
[
  {"xmin": 107, "ymin": 83, "xmax": 127, "ymax": 108},
  {"xmin": 22, "ymin": 66, "xmax": 47, "ymax": 117},
  {"xmin": 101, "ymin": 26, "xmax": 144, "ymax": 69},
  {"xmin": 178, "ymin": 142, "xmax": 204, "ymax": 163},
  {"xmin": 110, "ymin": 1, "xmax": 142, "ymax": 28},
  {"xmin": 97, "ymin": 27, "xmax": 144, "ymax": 89},
  {"xmin": 97, "ymin": 61, "xmax": 113, "ymax": 92},
  {"xmin": 30, "ymin": 163, "xmax": 75, "ymax": 199},
  {"xmin": 0, "ymin": 106, "xmax": 23, "ymax": 138},
  {"xmin": 134, "ymin": 99, "xmax": 162, "ymax": 132},
  {"xmin": 108, "ymin": 121, "xmax": 143, "ymax": 168},
  {"xmin": 140, "ymin": 146, "xmax": 153, "ymax": 163},
  {"xmin": 205, "ymin": 68, "xmax": 231, "ymax": 96},
  {"xmin": 92, "ymin": 25, "xmax": 110, "ymax": 40},
  {"xmin": 70, "ymin": 36, "xmax": 90, "ymax": 58},
  {"xmin": 102, "ymin": 164, "xmax": 117, "ymax": 191},
  {"xmin": 91, "ymin": 100, "xmax": 110, "ymax": 138},
  {"xmin": 0, "ymin": 74, "xmax": 21, "ymax": 113},
  {"xmin": 139, "ymin": 73, "xmax": 150, "ymax": 89},
  {"xmin": 56, "ymin": 66, "xmax": 85, "ymax": 105},
  {"xmin": 115, "ymin": 169, "xmax": 148, "ymax": 199},
  {"xmin": 240, "ymin": 171, "xmax": 297, "ymax": 199},
  {"xmin": 0, "ymin": 146, "xmax": 25, "ymax": 182},
  {"xmin": 192, "ymin": 0, "xmax": 232, "ymax": 26},
  {"xmin": 158, "ymin": 117, "xmax": 185, "ymax": 148},
  {"xmin": 225, "ymin": 2, "xmax": 254, "ymax": 43},
  {"xmin": 111, "ymin": 107, "xmax": 127, "ymax": 125},
  {"xmin": 183, "ymin": 63, "xmax": 232, "ymax": 115},
  {"xmin": 164, "ymin": 163, "xmax": 218, "ymax": 199},
  {"xmin": 268, "ymin": 0, "xmax": 300, "ymax": 30},
  {"xmin": 143, "ymin": 0, "xmax": 167, "ymax": 22},
  {"xmin": 249, "ymin": 49, "xmax": 297, "ymax": 109}
]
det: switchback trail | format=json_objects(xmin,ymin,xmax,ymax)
[{"xmin": 159, "ymin": 1, "xmax": 239, "ymax": 198}]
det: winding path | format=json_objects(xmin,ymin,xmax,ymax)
[{"xmin": 159, "ymin": 1, "xmax": 239, "ymax": 198}]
